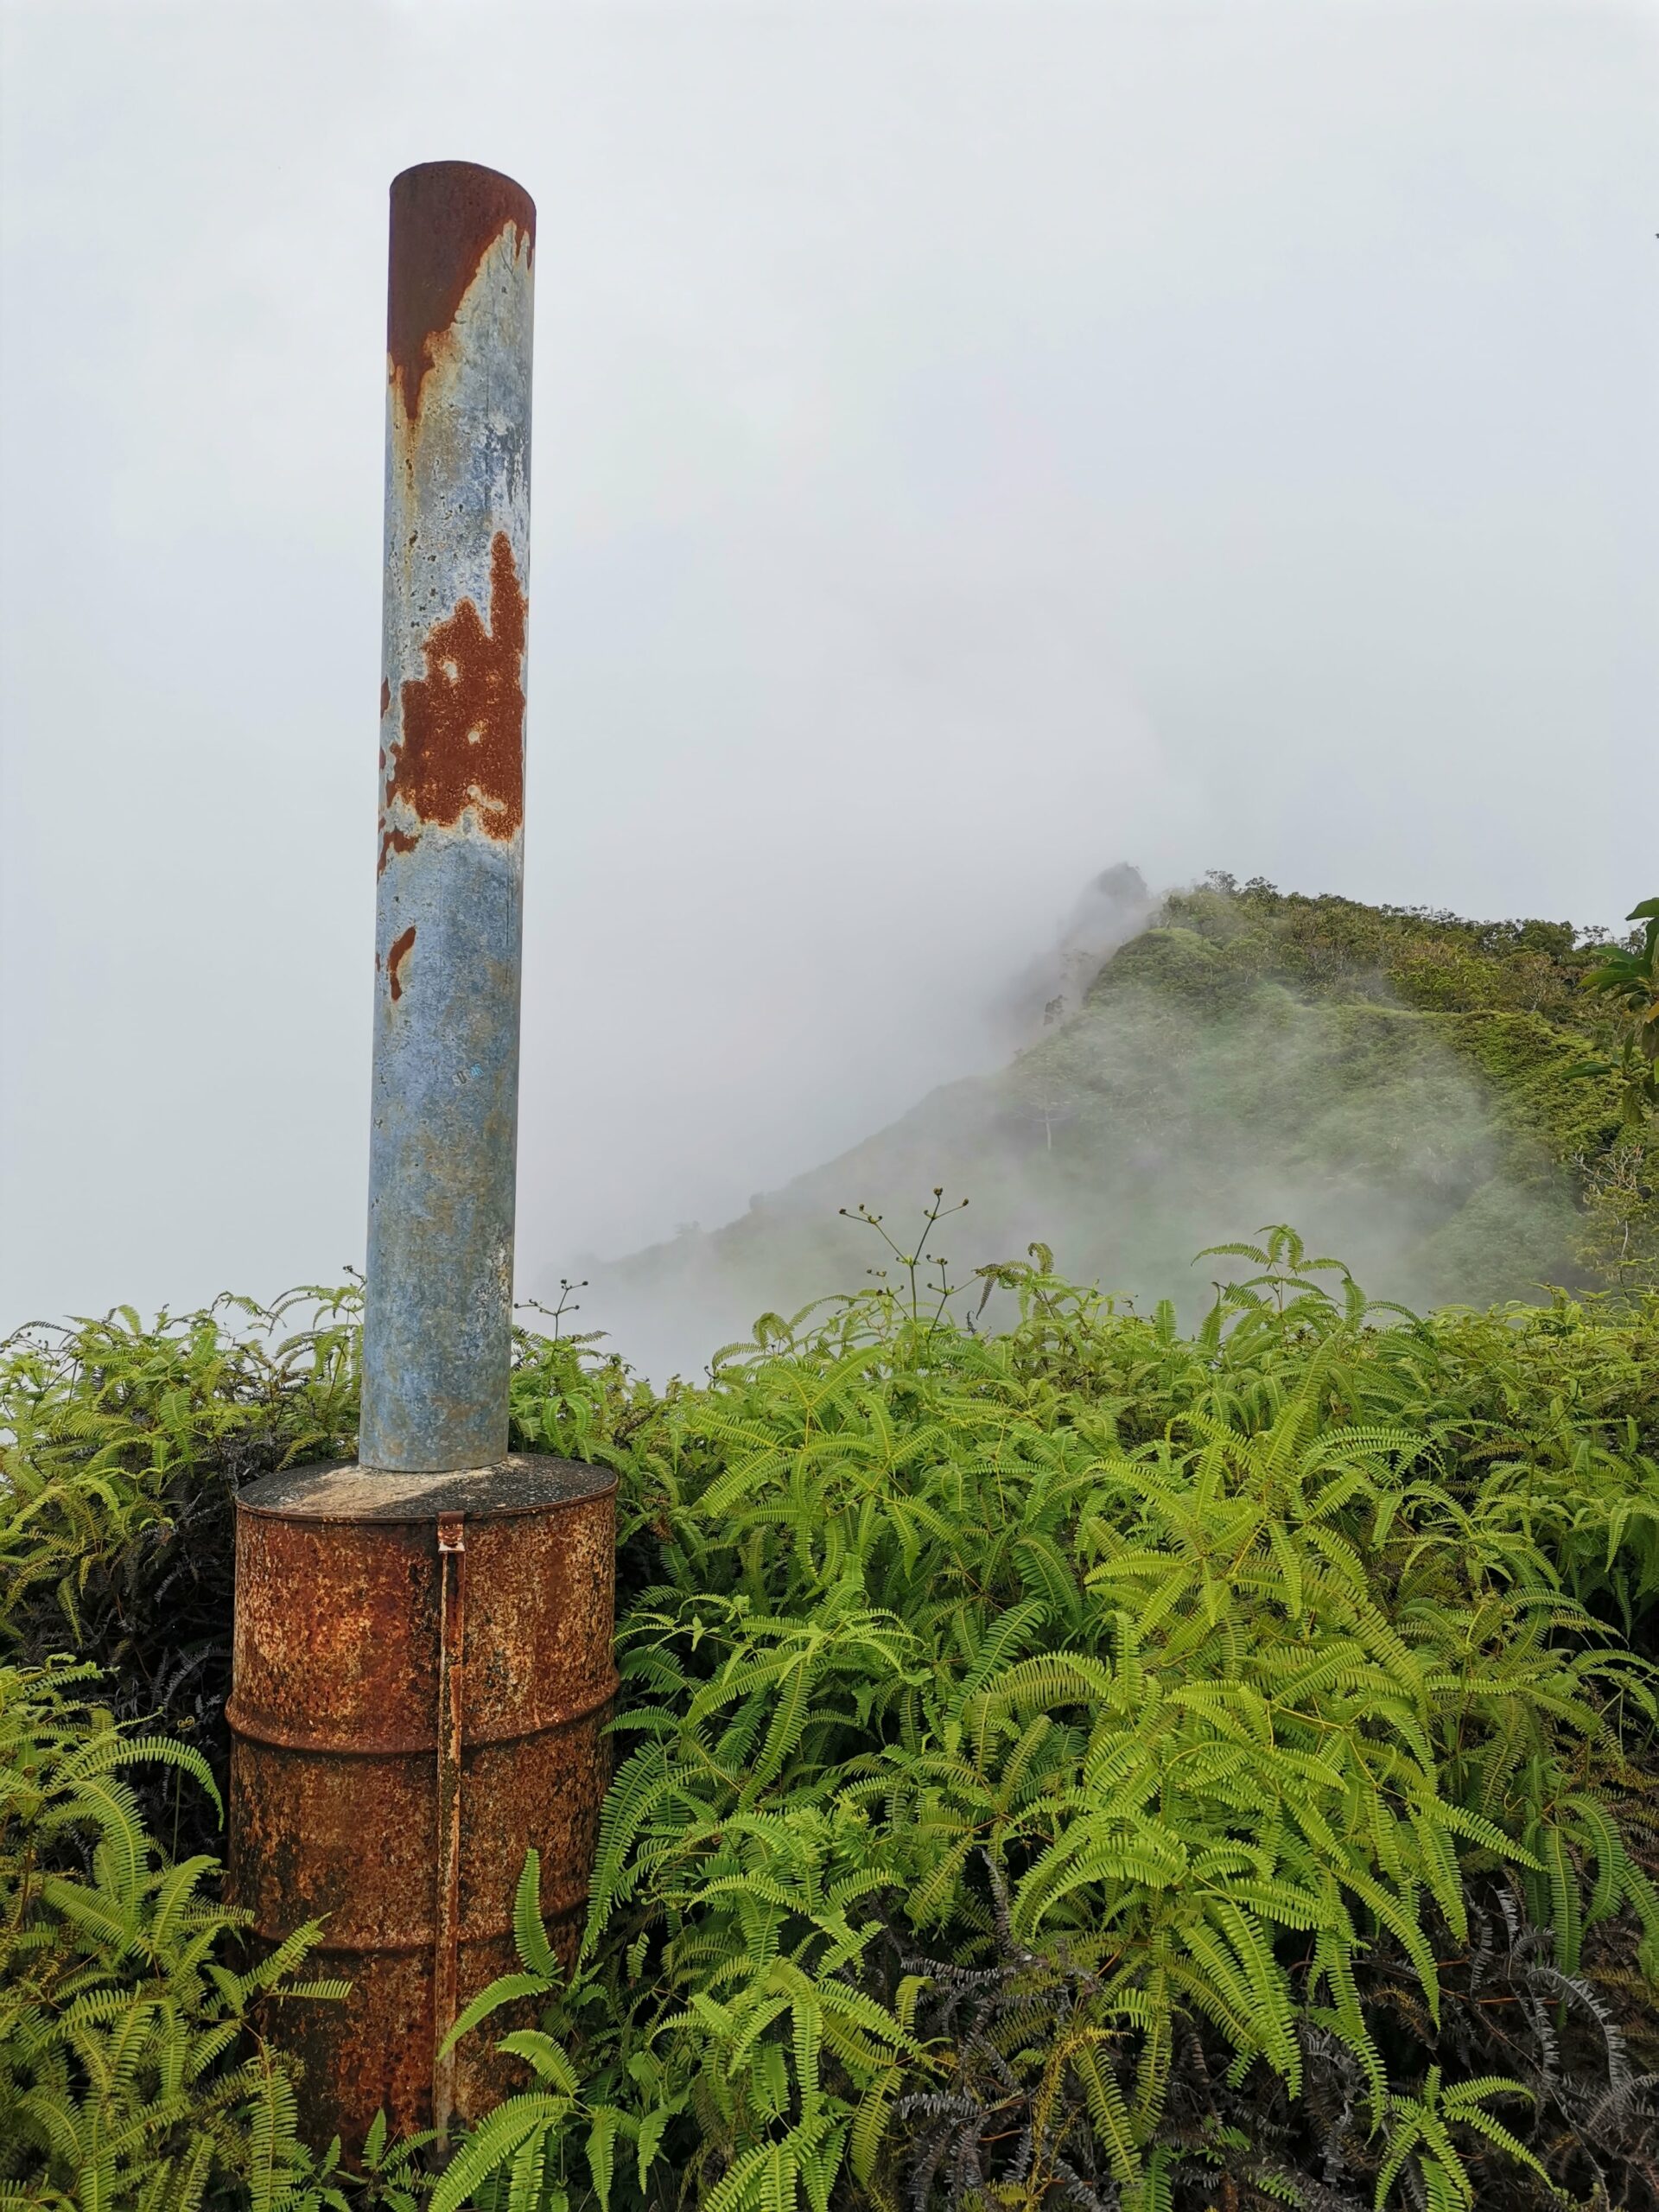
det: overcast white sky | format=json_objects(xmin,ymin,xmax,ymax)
[{"xmin": 3, "ymin": 0, "xmax": 1656, "ymax": 1327}]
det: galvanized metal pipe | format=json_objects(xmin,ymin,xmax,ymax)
[{"xmin": 361, "ymin": 161, "xmax": 537, "ymax": 1473}]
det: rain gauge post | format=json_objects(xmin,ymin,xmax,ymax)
[{"xmin": 226, "ymin": 163, "xmax": 617, "ymax": 2151}]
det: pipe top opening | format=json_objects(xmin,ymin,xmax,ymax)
[{"xmin": 387, "ymin": 161, "xmax": 536, "ymax": 423}]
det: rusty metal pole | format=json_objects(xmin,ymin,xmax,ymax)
[
  {"xmin": 226, "ymin": 163, "xmax": 617, "ymax": 2153},
  {"xmin": 363, "ymin": 161, "xmax": 535, "ymax": 1476}
]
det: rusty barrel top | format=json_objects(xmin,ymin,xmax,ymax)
[
  {"xmin": 228, "ymin": 1454, "xmax": 616, "ymax": 1758},
  {"xmin": 226, "ymin": 1453, "xmax": 616, "ymax": 2145},
  {"xmin": 238, "ymin": 1452, "xmax": 601, "ymax": 1522}
]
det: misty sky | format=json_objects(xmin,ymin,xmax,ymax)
[{"xmin": 3, "ymin": 0, "xmax": 1656, "ymax": 1329}]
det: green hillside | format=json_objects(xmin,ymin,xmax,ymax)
[{"xmin": 588, "ymin": 877, "xmax": 1649, "ymax": 1371}]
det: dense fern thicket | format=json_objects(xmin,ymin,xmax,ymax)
[
  {"xmin": 0, "ymin": 1292, "xmax": 360, "ymax": 1858},
  {"xmin": 590, "ymin": 882, "xmax": 1653, "ymax": 1377},
  {"xmin": 7, "ymin": 1217, "xmax": 1659, "ymax": 2209},
  {"xmin": 0, "ymin": 1658, "xmax": 352, "ymax": 2209},
  {"xmin": 4, "ymin": 883, "xmax": 1658, "ymax": 2209},
  {"xmin": 467, "ymin": 1236, "xmax": 1659, "ymax": 2212}
]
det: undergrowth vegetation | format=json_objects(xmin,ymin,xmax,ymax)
[
  {"xmin": 6, "ymin": 1217, "xmax": 1659, "ymax": 2210},
  {"xmin": 0, "ymin": 1658, "xmax": 350, "ymax": 2210},
  {"xmin": 465, "ymin": 1224, "xmax": 1659, "ymax": 2212},
  {"xmin": 3, "ymin": 889, "xmax": 1659, "ymax": 2209}
]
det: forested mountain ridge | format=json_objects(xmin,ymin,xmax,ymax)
[
  {"xmin": 1081, "ymin": 874, "xmax": 1640, "ymax": 1281},
  {"xmin": 578, "ymin": 876, "xmax": 1650, "ymax": 1373}
]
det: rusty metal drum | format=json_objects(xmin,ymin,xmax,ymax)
[{"xmin": 226, "ymin": 1454, "xmax": 616, "ymax": 2149}]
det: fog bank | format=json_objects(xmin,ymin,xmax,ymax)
[{"xmin": 3, "ymin": 4, "xmax": 1656, "ymax": 1330}]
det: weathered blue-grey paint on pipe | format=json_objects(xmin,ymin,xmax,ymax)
[{"xmin": 359, "ymin": 162, "xmax": 536, "ymax": 1473}]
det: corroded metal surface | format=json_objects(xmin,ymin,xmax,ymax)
[
  {"xmin": 226, "ymin": 1456, "xmax": 616, "ymax": 2149},
  {"xmin": 361, "ymin": 161, "xmax": 537, "ymax": 1473},
  {"xmin": 433, "ymin": 1511, "xmax": 467, "ymax": 2139}
]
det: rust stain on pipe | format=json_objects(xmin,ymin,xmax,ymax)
[
  {"xmin": 387, "ymin": 162, "xmax": 535, "ymax": 425},
  {"xmin": 387, "ymin": 924, "xmax": 416, "ymax": 1001},
  {"xmin": 385, "ymin": 532, "xmax": 526, "ymax": 842},
  {"xmin": 226, "ymin": 1457, "xmax": 617, "ymax": 2151},
  {"xmin": 378, "ymin": 825, "xmax": 420, "ymax": 877}
]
